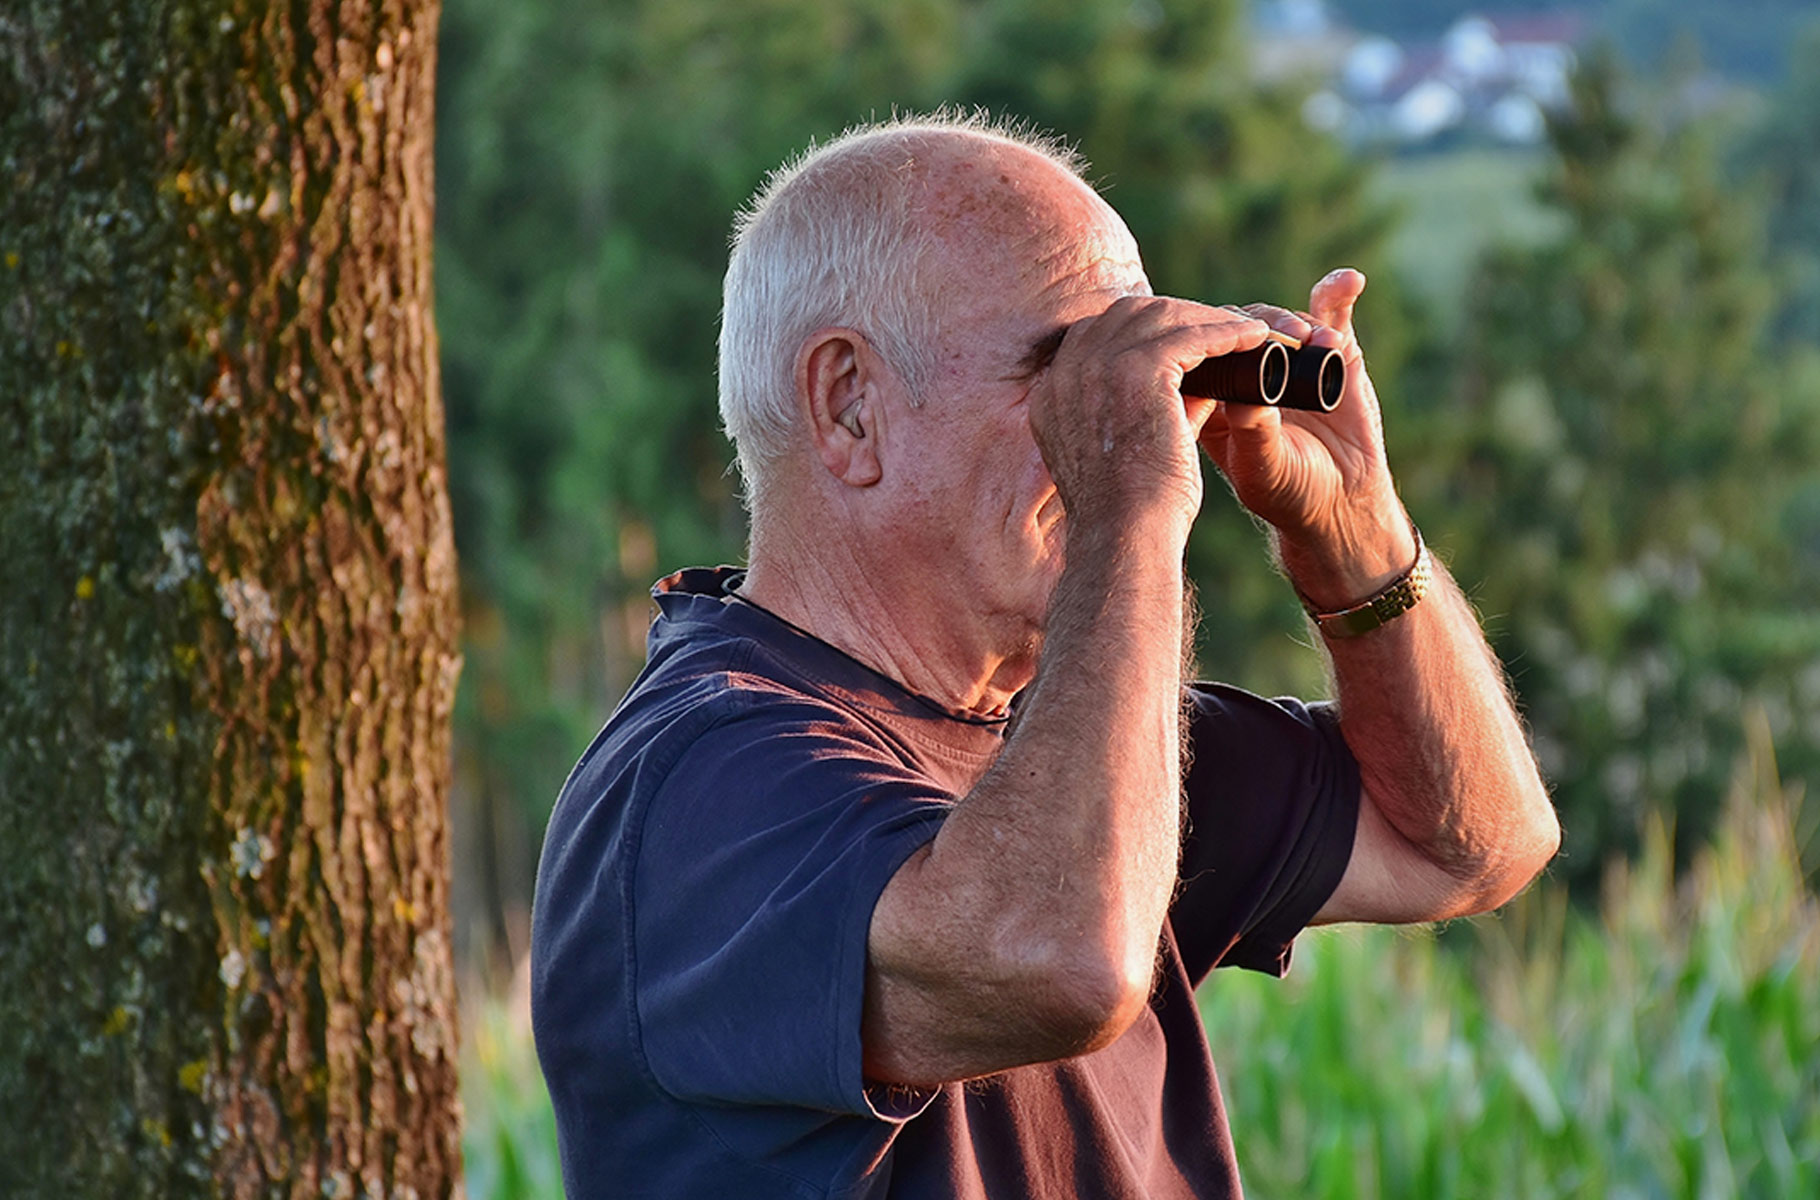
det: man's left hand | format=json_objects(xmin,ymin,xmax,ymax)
[{"xmin": 1196, "ymin": 268, "xmax": 1416, "ymax": 611}]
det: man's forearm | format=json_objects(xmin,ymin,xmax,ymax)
[
  {"xmin": 990, "ymin": 517, "xmax": 1188, "ymax": 977},
  {"xmin": 1300, "ymin": 539, "xmax": 1559, "ymax": 922},
  {"xmin": 863, "ymin": 516, "xmax": 1189, "ymax": 1084}
]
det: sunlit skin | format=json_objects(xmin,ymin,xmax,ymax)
[
  {"xmin": 739, "ymin": 130, "xmax": 1559, "ymax": 1088},
  {"xmin": 870, "ymin": 195, "xmax": 1156, "ymax": 707},
  {"xmin": 744, "ymin": 145, "xmax": 1266, "ymax": 714}
]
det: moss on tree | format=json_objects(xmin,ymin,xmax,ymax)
[{"xmin": 1, "ymin": 2, "xmax": 461, "ymax": 1195}]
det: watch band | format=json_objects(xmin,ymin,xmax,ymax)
[{"xmin": 1299, "ymin": 528, "xmax": 1432, "ymax": 639}]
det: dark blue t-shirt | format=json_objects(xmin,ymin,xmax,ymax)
[{"xmin": 531, "ymin": 567, "xmax": 1358, "ymax": 1198}]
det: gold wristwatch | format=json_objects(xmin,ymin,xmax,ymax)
[{"xmin": 1299, "ymin": 528, "xmax": 1432, "ymax": 639}]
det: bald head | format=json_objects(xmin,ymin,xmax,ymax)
[{"xmin": 717, "ymin": 114, "xmax": 1110, "ymax": 511}]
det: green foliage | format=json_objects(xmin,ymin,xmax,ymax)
[
  {"xmin": 459, "ymin": 717, "xmax": 1820, "ymax": 1198},
  {"xmin": 1321, "ymin": 0, "xmax": 1566, "ymax": 41},
  {"xmin": 462, "ymin": 993, "xmax": 562, "ymax": 1200},
  {"xmin": 1411, "ymin": 49, "xmax": 1820, "ymax": 889},
  {"xmin": 1205, "ymin": 712, "xmax": 1819, "ymax": 1198}
]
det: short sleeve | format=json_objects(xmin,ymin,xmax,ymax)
[
  {"xmin": 1171, "ymin": 683, "xmax": 1360, "ymax": 985},
  {"xmin": 629, "ymin": 693, "xmax": 949, "ymax": 1119}
]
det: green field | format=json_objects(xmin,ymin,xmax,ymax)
[
  {"xmin": 460, "ymin": 717, "xmax": 1819, "ymax": 1198},
  {"xmin": 1371, "ymin": 149, "xmax": 1566, "ymax": 324}
]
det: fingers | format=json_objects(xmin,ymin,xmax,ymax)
[
  {"xmin": 1045, "ymin": 297, "xmax": 1270, "ymax": 437},
  {"xmin": 1197, "ymin": 268, "xmax": 1389, "ymax": 537},
  {"xmin": 1233, "ymin": 302, "xmax": 1313, "ymax": 344},
  {"xmin": 1030, "ymin": 297, "xmax": 1276, "ymax": 524},
  {"xmin": 1232, "ymin": 299, "xmax": 1355, "ymax": 365},
  {"xmin": 1309, "ymin": 268, "xmax": 1366, "ymax": 336},
  {"xmin": 1063, "ymin": 295, "xmax": 1269, "ymax": 374}
]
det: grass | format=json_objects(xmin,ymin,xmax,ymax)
[
  {"xmin": 460, "ymin": 715, "xmax": 1819, "ymax": 1198},
  {"xmin": 461, "ymin": 977, "xmax": 561, "ymax": 1200}
]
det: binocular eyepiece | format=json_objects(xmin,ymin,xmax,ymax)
[{"xmin": 1179, "ymin": 332, "xmax": 1346, "ymax": 412}]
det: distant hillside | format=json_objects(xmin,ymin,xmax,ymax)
[{"xmin": 1314, "ymin": 0, "xmax": 1818, "ymax": 81}]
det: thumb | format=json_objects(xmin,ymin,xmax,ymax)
[{"xmin": 1310, "ymin": 268, "xmax": 1366, "ymax": 335}]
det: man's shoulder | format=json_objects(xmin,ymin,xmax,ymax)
[
  {"xmin": 604, "ymin": 617, "xmax": 865, "ymax": 764},
  {"xmin": 556, "ymin": 635, "xmax": 810, "ymax": 814},
  {"xmin": 529, "ymin": 614, "xmax": 902, "ymax": 991}
]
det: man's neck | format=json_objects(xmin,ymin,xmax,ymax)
[{"xmin": 739, "ymin": 528, "xmax": 1034, "ymax": 718}]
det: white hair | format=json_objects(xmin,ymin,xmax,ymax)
[{"xmin": 716, "ymin": 111, "xmax": 1087, "ymax": 510}]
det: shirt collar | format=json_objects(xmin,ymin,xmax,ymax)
[{"xmin": 650, "ymin": 567, "xmax": 1013, "ymax": 729}]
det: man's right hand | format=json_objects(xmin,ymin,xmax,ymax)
[{"xmin": 1027, "ymin": 295, "xmax": 1273, "ymax": 539}]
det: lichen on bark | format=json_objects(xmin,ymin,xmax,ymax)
[{"xmin": 0, "ymin": 1, "xmax": 462, "ymax": 1196}]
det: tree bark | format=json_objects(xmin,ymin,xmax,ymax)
[{"xmin": 0, "ymin": 1, "xmax": 462, "ymax": 1195}]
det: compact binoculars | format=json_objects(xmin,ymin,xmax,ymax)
[{"xmin": 1179, "ymin": 331, "xmax": 1346, "ymax": 412}]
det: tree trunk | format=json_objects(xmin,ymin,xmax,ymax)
[{"xmin": 0, "ymin": 1, "xmax": 462, "ymax": 1195}]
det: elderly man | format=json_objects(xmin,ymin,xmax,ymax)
[{"xmin": 531, "ymin": 115, "xmax": 1558, "ymax": 1198}]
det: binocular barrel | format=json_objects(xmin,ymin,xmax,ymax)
[{"xmin": 1179, "ymin": 336, "xmax": 1346, "ymax": 412}]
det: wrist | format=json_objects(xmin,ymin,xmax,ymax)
[
  {"xmin": 1275, "ymin": 506, "xmax": 1417, "ymax": 613},
  {"xmin": 1295, "ymin": 526, "xmax": 1431, "ymax": 639}
]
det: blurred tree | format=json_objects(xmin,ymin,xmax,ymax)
[
  {"xmin": 1, "ymin": 0, "xmax": 462, "ymax": 1194},
  {"xmin": 1421, "ymin": 48, "xmax": 1820, "ymax": 890},
  {"xmin": 1746, "ymin": 21, "xmax": 1820, "ymax": 348},
  {"xmin": 1603, "ymin": 0, "xmax": 1814, "ymax": 81}
]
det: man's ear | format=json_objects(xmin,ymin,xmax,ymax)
[{"xmin": 797, "ymin": 327, "xmax": 884, "ymax": 487}]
